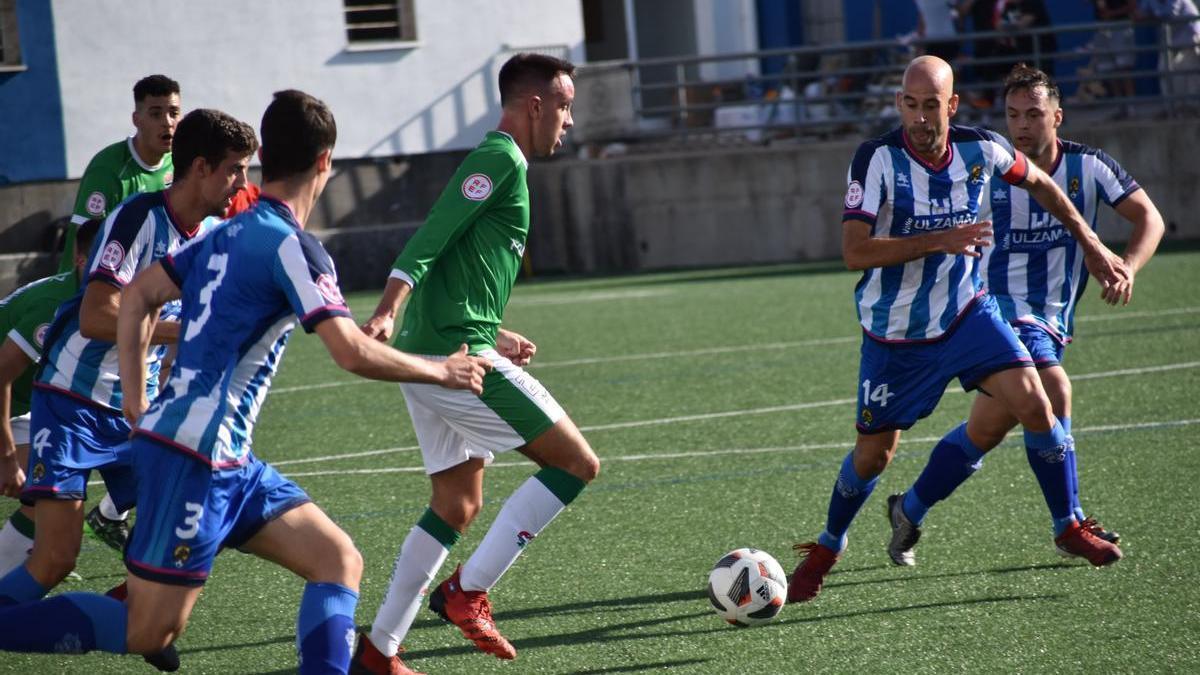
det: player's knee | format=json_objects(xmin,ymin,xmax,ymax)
[
  {"xmin": 31, "ymin": 541, "xmax": 82, "ymax": 585},
  {"xmin": 565, "ymin": 447, "xmax": 600, "ymax": 484},
  {"xmin": 431, "ymin": 497, "xmax": 480, "ymax": 531},
  {"xmin": 1010, "ymin": 393, "xmax": 1054, "ymax": 430}
]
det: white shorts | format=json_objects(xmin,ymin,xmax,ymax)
[
  {"xmin": 399, "ymin": 349, "xmax": 566, "ymax": 475},
  {"xmin": 10, "ymin": 413, "xmax": 30, "ymax": 446}
]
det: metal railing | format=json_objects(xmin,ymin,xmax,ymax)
[{"xmin": 578, "ymin": 16, "xmax": 1200, "ymax": 145}]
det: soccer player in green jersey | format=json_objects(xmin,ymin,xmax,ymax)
[
  {"xmin": 352, "ymin": 53, "xmax": 599, "ymax": 674},
  {"xmin": 0, "ymin": 219, "xmax": 100, "ymax": 575},
  {"xmin": 61, "ymin": 75, "xmax": 181, "ymax": 274}
]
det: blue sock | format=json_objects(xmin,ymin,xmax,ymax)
[
  {"xmin": 0, "ymin": 592, "xmax": 126, "ymax": 653},
  {"xmin": 1024, "ymin": 421, "xmax": 1075, "ymax": 536},
  {"xmin": 1059, "ymin": 417, "xmax": 1086, "ymax": 521},
  {"xmin": 905, "ymin": 423, "xmax": 986, "ymax": 525},
  {"xmin": 0, "ymin": 564, "xmax": 48, "ymax": 606},
  {"xmin": 297, "ymin": 582, "xmax": 358, "ymax": 675},
  {"xmin": 817, "ymin": 451, "xmax": 879, "ymax": 552}
]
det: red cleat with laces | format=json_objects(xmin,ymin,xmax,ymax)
[
  {"xmin": 1055, "ymin": 520, "xmax": 1123, "ymax": 566},
  {"xmin": 428, "ymin": 565, "xmax": 516, "ymax": 660},
  {"xmin": 787, "ymin": 542, "xmax": 840, "ymax": 603},
  {"xmin": 349, "ymin": 634, "xmax": 424, "ymax": 675}
]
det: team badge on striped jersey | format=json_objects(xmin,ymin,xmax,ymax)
[{"xmin": 845, "ymin": 180, "xmax": 864, "ymax": 208}]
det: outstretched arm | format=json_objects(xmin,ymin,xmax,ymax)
[
  {"xmin": 318, "ymin": 316, "xmax": 489, "ymax": 393},
  {"xmin": 360, "ymin": 276, "xmax": 412, "ymax": 342},
  {"xmin": 117, "ymin": 264, "xmax": 181, "ymax": 424},
  {"xmin": 1020, "ymin": 164, "xmax": 1130, "ymax": 302},
  {"xmin": 841, "ymin": 219, "xmax": 994, "ymax": 271},
  {"xmin": 80, "ymin": 281, "xmax": 180, "ymax": 344}
]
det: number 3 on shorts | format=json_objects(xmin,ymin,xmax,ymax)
[
  {"xmin": 175, "ymin": 502, "xmax": 204, "ymax": 539},
  {"xmin": 861, "ymin": 379, "xmax": 895, "ymax": 408}
]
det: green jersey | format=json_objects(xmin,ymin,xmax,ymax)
[
  {"xmin": 62, "ymin": 137, "xmax": 173, "ymax": 272},
  {"xmin": 0, "ymin": 270, "xmax": 79, "ymax": 416},
  {"xmin": 392, "ymin": 131, "xmax": 529, "ymax": 355}
]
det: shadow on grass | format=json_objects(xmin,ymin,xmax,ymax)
[{"xmin": 186, "ymin": 562, "xmax": 1075, "ymax": 662}]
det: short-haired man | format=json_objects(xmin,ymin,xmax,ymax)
[
  {"xmin": 885, "ymin": 64, "xmax": 1164, "ymax": 565},
  {"xmin": 62, "ymin": 75, "xmax": 182, "ymax": 274},
  {"xmin": 786, "ymin": 56, "xmax": 1130, "ymax": 604},
  {"xmin": 0, "ymin": 219, "xmax": 100, "ymax": 576},
  {"xmin": 352, "ymin": 53, "xmax": 599, "ymax": 674},
  {"xmin": 0, "ymin": 109, "xmax": 257, "ymax": 613},
  {"xmin": 0, "ymin": 89, "xmax": 489, "ymax": 674}
]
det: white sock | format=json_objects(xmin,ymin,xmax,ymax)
[
  {"xmin": 369, "ymin": 524, "xmax": 450, "ymax": 657},
  {"xmin": 459, "ymin": 476, "xmax": 567, "ymax": 592},
  {"xmin": 98, "ymin": 493, "xmax": 129, "ymax": 521},
  {"xmin": 0, "ymin": 517, "xmax": 34, "ymax": 577}
]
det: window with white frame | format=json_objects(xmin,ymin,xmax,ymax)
[{"xmin": 343, "ymin": 0, "xmax": 417, "ymax": 45}]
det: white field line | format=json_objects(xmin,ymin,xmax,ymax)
[
  {"xmin": 277, "ymin": 417, "xmax": 1200, "ymax": 479},
  {"xmin": 86, "ymin": 362, "xmax": 1200, "ymax": 486},
  {"xmin": 269, "ymin": 305, "xmax": 1200, "ymax": 395},
  {"xmin": 260, "ymin": 359, "xmax": 1200, "ymax": 468}
]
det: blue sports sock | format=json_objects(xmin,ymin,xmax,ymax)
[
  {"xmin": 906, "ymin": 423, "xmax": 985, "ymax": 525},
  {"xmin": 297, "ymin": 582, "xmax": 358, "ymax": 675},
  {"xmin": 1059, "ymin": 417, "xmax": 1086, "ymax": 521},
  {"xmin": 817, "ymin": 451, "xmax": 879, "ymax": 552},
  {"xmin": 1024, "ymin": 421, "xmax": 1075, "ymax": 536},
  {"xmin": 0, "ymin": 592, "xmax": 126, "ymax": 653},
  {"xmin": 0, "ymin": 564, "xmax": 48, "ymax": 606}
]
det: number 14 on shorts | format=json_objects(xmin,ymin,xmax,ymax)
[{"xmin": 861, "ymin": 379, "xmax": 895, "ymax": 408}]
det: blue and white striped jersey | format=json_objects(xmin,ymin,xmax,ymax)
[
  {"xmin": 980, "ymin": 139, "xmax": 1139, "ymax": 342},
  {"xmin": 36, "ymin": 190, "xmax": 215, "ymax": 411},
  {"xmin": 135, "ymin": 196, "xmax": 352, "ymax": 468},
  {"xmin": 844, "ymin": 125, "xmax": 1030, "ymax": 342}
]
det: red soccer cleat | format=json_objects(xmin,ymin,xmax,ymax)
[
  {"xmin": 787, "ymin": 542, "xmax": 840, "ymax": 603},
  {"xmin": 1079, "ymin": 517, "xmax": 1121, "ymax": 545},
  {"xmin": 1055, "ymin": 520, "xmax": 1123, "ymax": 567},
  {"xmin": 428, "ymin": 565, "xmax": 516, "ymax": 660},
  {"xmin": 349, "ymin": 633, "xmax": 424, "ymax": 675}
]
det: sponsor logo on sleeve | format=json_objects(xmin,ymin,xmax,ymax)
[
  {"xmin": 35, "ymin": 323, "xmax": 49, "ymax": 347},
  {"xmin": 844, "ymin": 180, "xmax": 864, "ymax": 209},
  {"xmin": 315, "ymin": 273, "xmax": 345, "ymax": 306},
  {"xmin": 461, "ymin": 173, "xmax": 493, "ymax": 201},
  {"xmin": 86, "ymin": 191, "xmax": 106, "ymax": 216},
  {"xmin": 99, "ymin": 241, "xmax": 125, "ymax": 270}
]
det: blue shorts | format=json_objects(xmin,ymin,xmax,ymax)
[
  {"xmin": 1014, "ymin": 322, "xmax": 1066, "ymax": 369},
  {"xmin": 124, "ymin": 436, "xmax": 310, "ymax": 587},
  {"xmin": 21, "ymin": 387, "xmax": 137, "ymax": 509},
  {"xmin": 856, "ymin": 295, "xmax": 1034, "ymax": 433}
]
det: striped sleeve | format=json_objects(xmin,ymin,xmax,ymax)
[
  {"xmin": 273, "ymin": 231, "xmax": 352, "ymax": 333},
  {"xmin": 1088, "ymin": 148, "xmax": 1140, "ymax": 207},
  {"xmin": 87, "ymin": 201, "xmax": 154, "ymax": 288},
  {"xmin": 980, "ymin": 129, "xmax": 1029, "ymax": 185},
  {"xmin": 842, "ymin": 142, "xmax": 886, "ymax": 225}
]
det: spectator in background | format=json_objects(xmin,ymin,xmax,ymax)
[
  {"xmin": 1139, "ymin": 0, "xmax": 1200, "ymax": 105},
  {"xmin": 914, "ymin": 0, "xmax": 962, "ymax": 61},
  {"xmin": 1000, "ymin": 0, "xmax": 1058, "ymax": 75},
  {"xmin": 958, "ymin": 0, "xmax": 1013, "ymax": 108},
  {"xmin": 1089, "ymin": 1, "xmax": 1138, "ymax": 111}
]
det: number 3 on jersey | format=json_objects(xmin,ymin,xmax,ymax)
[
  {"xmin": 175, "ymin": 502, "xmax": 204, "ymax": 539},
  {"xmin": 861, "ymin": 379, "xmax": 895, "ymax": 408},
  {"xmin": 184, "ymin": 253, "xmax": 229, "ymax": 341}
]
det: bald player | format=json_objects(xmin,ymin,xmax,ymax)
[{"xmin": 786, "ymin": 56, "xmax": 1129, "ymax": 603}]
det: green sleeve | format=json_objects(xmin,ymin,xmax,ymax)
[
  {"xmin": 391, "ymin": 149, "xmax": 517, "ymax": 286},
  {"xmin": 72, "ymin": 155, "xmax": 123, "ymax": 224}
]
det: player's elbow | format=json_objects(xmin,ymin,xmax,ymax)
[{"xmin": 842, "ymin": 249, "xmax": 869, "ymax": 271}]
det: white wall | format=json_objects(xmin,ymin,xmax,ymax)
[
  {"xmin": 51, "ymin": 0, "xmax": 584, "ymax": 177},
  {"xmin": 693, "ymin": 0, "xmax": 758, "ymax": 81}
]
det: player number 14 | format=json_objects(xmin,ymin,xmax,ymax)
[{"xmin": 862, "ymin": 379, "xmax": 895, "ymax": 408}]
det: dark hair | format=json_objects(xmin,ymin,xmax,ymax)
[
  {"xmin": 171, "ymin": 109, "xmax": 259, "ymax": 180},
  {"xmin": 259, "ymin": 90, "xmax": 337, "ymax": 182},
  {"xmin": 498, "ymin": 53, "xmax": 576, "ymax": 107},
  {"xmin": 1003, "ymin": 63, "xmax": 1061, "ymax": 103},
  {"xmin": 75, "ymin": 218, "xmax": 101, "ymax": 256},
  {"xmin": 133, "ymin": 74, "xmax": 180, "ymax": 103}
]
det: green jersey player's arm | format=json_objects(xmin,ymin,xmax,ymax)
[
  {"xmin": 0, "ymin": 338, "xmax": 33, "ymax": 497},
  {"xmin": 842, "ymin": 219, "xmax": 995, "ymax": 270},
  {"xmin": 62, "ymin": 157, "xmax": 123, "ymax": 273},
  {"xmin": 363, "ymin": 152, "xmax": 518, "ymax": 340}
]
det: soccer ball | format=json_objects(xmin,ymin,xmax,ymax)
[{"xmin": 706, "ymin": 548, "xmax": 787, "ymax": 626}]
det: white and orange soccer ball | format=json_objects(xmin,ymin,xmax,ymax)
[{"xmin": 706, "ymin": 547, "xmax": 787, "ymax": 626}]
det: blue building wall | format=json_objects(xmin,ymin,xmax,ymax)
[{"xmin": 0, "ymin": 0, "xmax": 65, "ymax": 184}]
